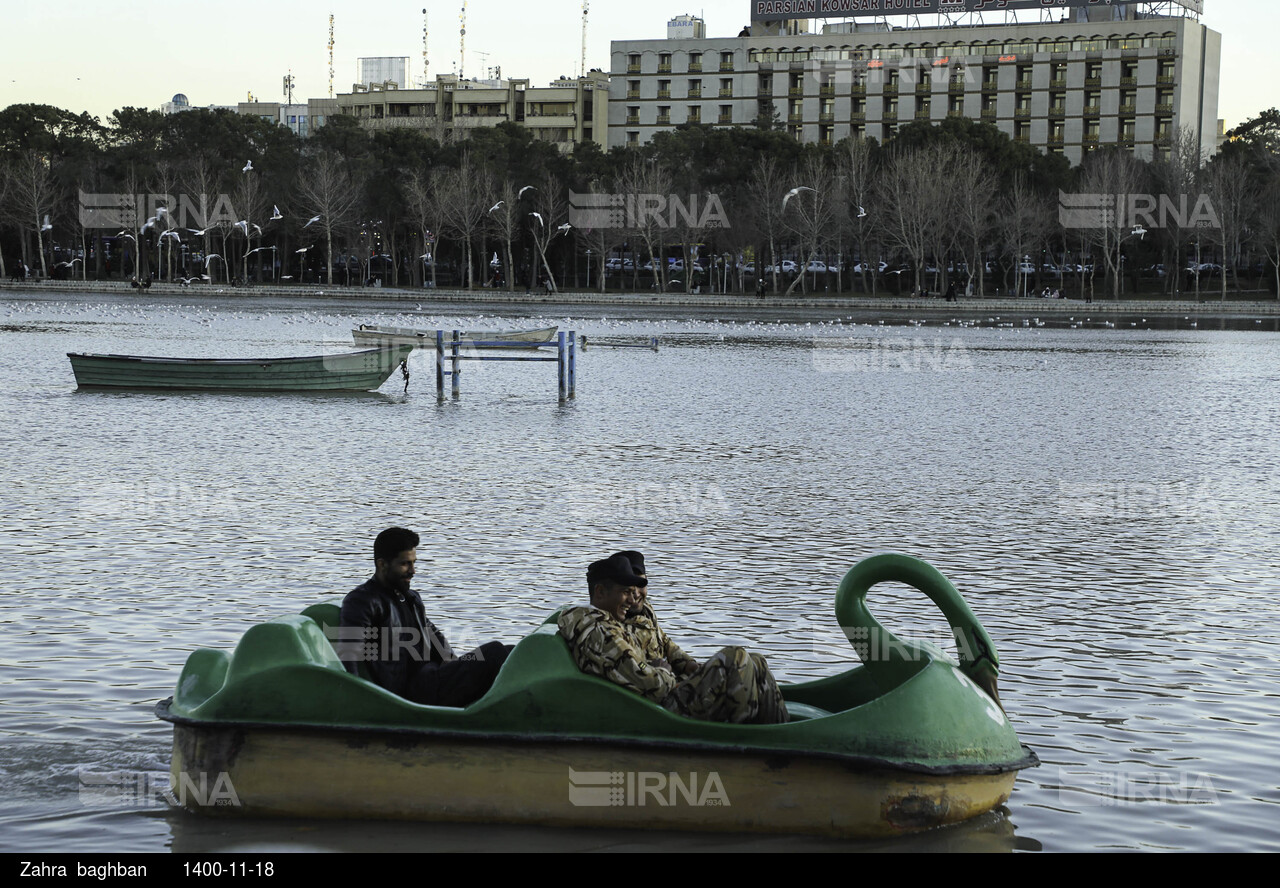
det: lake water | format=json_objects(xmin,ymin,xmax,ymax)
[{"xmin": 1, "ymin": 291, "xmax": 1278, "ymax": 853}]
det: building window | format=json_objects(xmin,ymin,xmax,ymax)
[
  {"xmin": 688, "ymin": 79, "xmax": 702, "ymax": 98},
  {"xmin": 659, "ymin": 53, "xmax": 672, "ymax": 73},
  {"xmin": 687, "ymin": 105, "xmax": 701, "ymax": 123},
  {"xmin": 689, "ymin": 52, "xmax": 703, "ymax": 72}
]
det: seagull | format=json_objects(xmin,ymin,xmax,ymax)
[
  {"xmin": 187, "ymin": 227, "xmax": 208, "ymax": 236},
  {"xmin": 782, "ymin": 186, "xmax": 815, "ymax": 211},
  {"xmin": 518, "ymin": 186, "xmax": 536, "ymax": 200},
  {"xmin": 304, "ymin": 215, "xmax": 321, "ymax": 228},
  {"xmin": 41, "ymin": 215, "xmax": 52, "ymax": 232},
  {"xmin": 159, "ymin": 230, "xmax": 182, "ymax": 242},
  {"xmin": 295, "ymin": 247, "xmax": 310, "ymax": 254},
  {"xmin": 243, "ymin": 160, "xmax": 254, "ymax": 173},
  {"xmin": 271, "ymin": 205, "xmax": 283, "ymax": 221},
  {"xmin": 1130, "ymin": 225, "xmax": 1147, "ymax": 240},
  {"xmin": 488, "ymin": 201, "xmax": 505, "ymax": 214},
  {"xmin": 155, "ymin": 207, "xmax": 169, "ymax": 219},
  {"xmin": 204, "ymin": 254, "xmax": 222, "ymax": 267},
  {"xmin": 234, "ymin": 221, "xmax": 248, "ymax": 236},
  {"xmin": 115, "ymin": 231, "xmax": 137, "ymax": 243},
  {"xmin": 857, "ymin": 206, "xmax": 868, "ymax": 219},
  {"xmin": 530, "ymin": 212, "xmax": 544, "ymax": 227},
  {"xmin": 557, "ymin": 222, "xmax": 573, "ymax": 234}
]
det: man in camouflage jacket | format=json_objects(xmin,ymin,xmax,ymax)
[{"xmin": 557, "ymin": 553, "xmax": 788, "ymax": 725}]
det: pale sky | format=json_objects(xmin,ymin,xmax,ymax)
[{"xmin": 0, "ymin": 1, "xmax": 1274, "ymax": 132}]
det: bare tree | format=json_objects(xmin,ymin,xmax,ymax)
[
  {"xmin": 950, "ymin": 146, "xmax": 998, "ymax": 298},
  {"xmin": 1076, "ymin": 149, "xmax": 1148, "ymax": 300},
  {"xmin": 876, "ymin": 145, "xmax": 936, "ymax": 294},
  {"xmin": 527, "ymin": 170, "xmax": 570, "ymax": 292},
  {"xmin": 836, "ymin": 137, "xmax": 875, "ymax": 294},
  {"xmin": 404, "ymin": 167, "xmax": 446, "ymax": 289},
  {"xmin": 8, "ymin": 151, "xmax": 59, "ymax": 277},
  {"xmin": 1257, "ymin": 157, "xmax": 1280, "ymax": 300},
  {"xmin": 1151, "ymin": 126, "xmax": 1205, "ymax": 297},
  {"xmin": 1203, "ymin": 150, "xmax": 1253, "ymax": 301},
  {"xmin": 781, "ymin": 153, "xmax": 840, "ymax": 296},
  {"xmin": 744, "ymin": 155, "xmax": 789, "ymax": 294},
  {"xmin": 437, "ymin": 154, "xmax": 493, "ymax": 290},
  {"xmin": 296, "ymin": 151, "xmax": 362, "ymax": 286}
]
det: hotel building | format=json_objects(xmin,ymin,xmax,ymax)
[{"xmin": 609, "ymin": 3, "xmax": 1221, "ymax": 164}]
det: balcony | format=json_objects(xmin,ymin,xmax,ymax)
[
  {"xmin": 949, "ymin": 81, "xmax": 967, "ymax": 93},
  {"xmin": 720, "ymin": 62, "xmax": 735, "ymax": 72},
  {"xmin": 915, "ymin": 109, "xmax": 932, "ymax": 121},
  {"xmin": 1120, "ymin": 76, "xmax": 1138, "ymax": 87},
  {"xmin": 759, "ymin": 85, "xmax": 773, "ymax": 97},
  {"xmin": 687, "ymin": 88, "xmax": 702, "ymax": 98},
  {"xmin": 1158, "ymin": 74, "xmax": 1176, "ymax": 85},
  {"xmin": 850, "ymin": 111, "xmax": 866, "ymax": 122},
  {"xmin": 689, "ymin": 62, "xmax": 703, "ymax": 73},
  {"xmin": 626, "ymin": 64, "xmax": 641, "ymax": 74},
  {"xmin": 656, "ymin": 114, "xmax": 672, "ymax": 126},
  {"xmin": 850, "ymin": 83, "xmax": 866, "ymax": 95},
  {"xmin": 719, "ymin": 88, "xmax": 733, "ymax": 98},
  {"xmin": 883, "ymin": 84, "xmax": 899, "ymax": 96},
  {"xmin": 1015, "ymin": 79, "xmax": 1032, "ymax": 90},
  {"xmin": 1014, "ymin": 108, "xmax": 1031, "ymax": 118},
  {"xmin": 626, "ymin": 90, "xmax": 640, "ymax": 99},
  {"xmin": 1119, "ymin": 103, "xmax": 1136, "ymax": 115},
  {"xmin": 1082, "ymin": 105, "xmax": 1101, "ymax": 117},
  {"xmin": 718, "ymin": 113, "xmax": 733, "ymax": 125},
  {"xmin": 657, "ymin": 89, "xmax": 671, "ymax": 99},
  {"xmin": 1050, "ymin": 78, "xmax": 1067, "ymax": 90},
  {"xmin": 788, "ymin": 111, "xmax": 803, "ymax": 123},
  {"xmin": 1085, "ymin": 77, "xmax": 1102, "ymax": 88},
  {"xmin": 625, "ymin": 115, "xmax": 640, "ymax": 125},
  {"xmin": 1155, "ymin": 103, "xmax": 1174, "ymax": 115},
  {"xmin": 982, "ymin": 81, "xmax": 998, "ymax": 93},
  {"xmin": 980, "ymin": 108, "xmax": 997, "ymax": 120},
  {"xmin": 916, "ymin": 82, "xmax": 932, "ymax": 94},
  {"xmin": 789, "ymin": 86, "xmax": 805, "ymax": 97},
  {"xmin": 820, "ymin": 111, "xmax": 836, "ymax": 123},
  {"xmin": 820, "ymin": 84, "xmax": 836, "ymax": 97}
]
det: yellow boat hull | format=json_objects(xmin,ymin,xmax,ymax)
[{"xmin": 171, "ymin": 724, "xmax": 1018, "ymax": 838}]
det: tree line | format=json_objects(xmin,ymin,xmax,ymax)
[{"xmin": 2, "ymin": 102, "xmax": 1278, "ymax": 299}]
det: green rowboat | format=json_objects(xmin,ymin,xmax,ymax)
[
  {"xmin": 68, "ymin": 345, "xmax": 413, "ymax": 392},
  {"xmin": 156, "ymin": 554, "xmax": 1038, "ymax": 838}
]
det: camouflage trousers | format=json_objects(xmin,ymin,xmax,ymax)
[{"xmin": 662, "ymin": 646, "xmax": 790, "ymax": 725}]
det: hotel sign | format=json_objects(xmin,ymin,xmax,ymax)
[{"xmin": 751, "ymin": 1, "xmax": 1204, "ymax": 22}]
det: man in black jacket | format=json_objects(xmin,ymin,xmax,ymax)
[{"xmin": 340, "ymin": 527, "xmax": 511, "ymax": 707}]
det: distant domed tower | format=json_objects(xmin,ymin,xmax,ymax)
[{"xmin": 172, "ymin": 93, "xmax": 190, "ymax": 108}]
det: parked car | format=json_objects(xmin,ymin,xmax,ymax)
[
  {"xmin": 766, "ymin": 260, "xmax": 799, "ymax": 275},
  {"xmin": 805, "ymin": 260, "xmax": 828, "ymax": 274},
  {"xmin": 852, "ymin": 261, "xmax": 887, "ymax": 274}
]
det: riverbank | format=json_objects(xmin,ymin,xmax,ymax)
[{"xmin": 4, "ymin": 278, "xmax": 1278, "ymax": 315}]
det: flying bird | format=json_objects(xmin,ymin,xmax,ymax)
[
  {"xmin": 271, "ymin": 205, "xmax": 283, "ymax": 221},
  {"xmin": 295, "ymin": 247, "xmax": 310, "ymax": 254},
  {"xmin": 782, "ymin": 186, "xmax": 815, "ymax": 211},
  {"xmin": 488, "ymin": 201, "xmax": 505, "ymax": 214},
  {"xmin": 856, "ymin": 206, "xmax": 868, "ymax": 219},
  {"xmin": 41, "ymin": 215, "xmax": 52, "ymax": 232},
  {"xmin": 557, "ymin": 222, "xmax": 573, "ymax": 234},
  {"xmin": 518, "ymin": 186, "xmax": 536, "ymax": 200},
  {"xmin": 187, "ymin": 227, "xmax": 208, "ymax": 236},
  {"xmin": 530, "ymin": 212, "xmax": 544, "ymax": 227},
  {"xmin": 243, "ymin": 160, "xmax": 254, "ymax": 173},
  {"xmin": 204, "ymin": 254, "xmax": 222, "ymax": 267},
  {"xmin": 304, "ymin": 215, "xmax": 321, "ymax": 228},
  {"xmin": 1130, "ymin": 225, "xmax": 1147, "ymax": 240}
]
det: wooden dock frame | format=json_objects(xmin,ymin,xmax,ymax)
[{"xmin": 434, "ymin": 330, "xmax": 576, "ymax": 401}]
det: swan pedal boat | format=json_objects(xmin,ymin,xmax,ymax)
[{"xmin": 156, "ymin": 554, "xmax": 1038, "ymax": 838}]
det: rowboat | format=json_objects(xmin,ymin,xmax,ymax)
[
  {"xmin": 353, "ymin": 324, "xmax": 558, "ymax": 349},
  {"xmin": 68, "ymin": 345, "xmax": 413, "ymax": 392},
  {"xmin": 156, "ymin": 554, "xmax": 1037, "ymax": 838}
]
